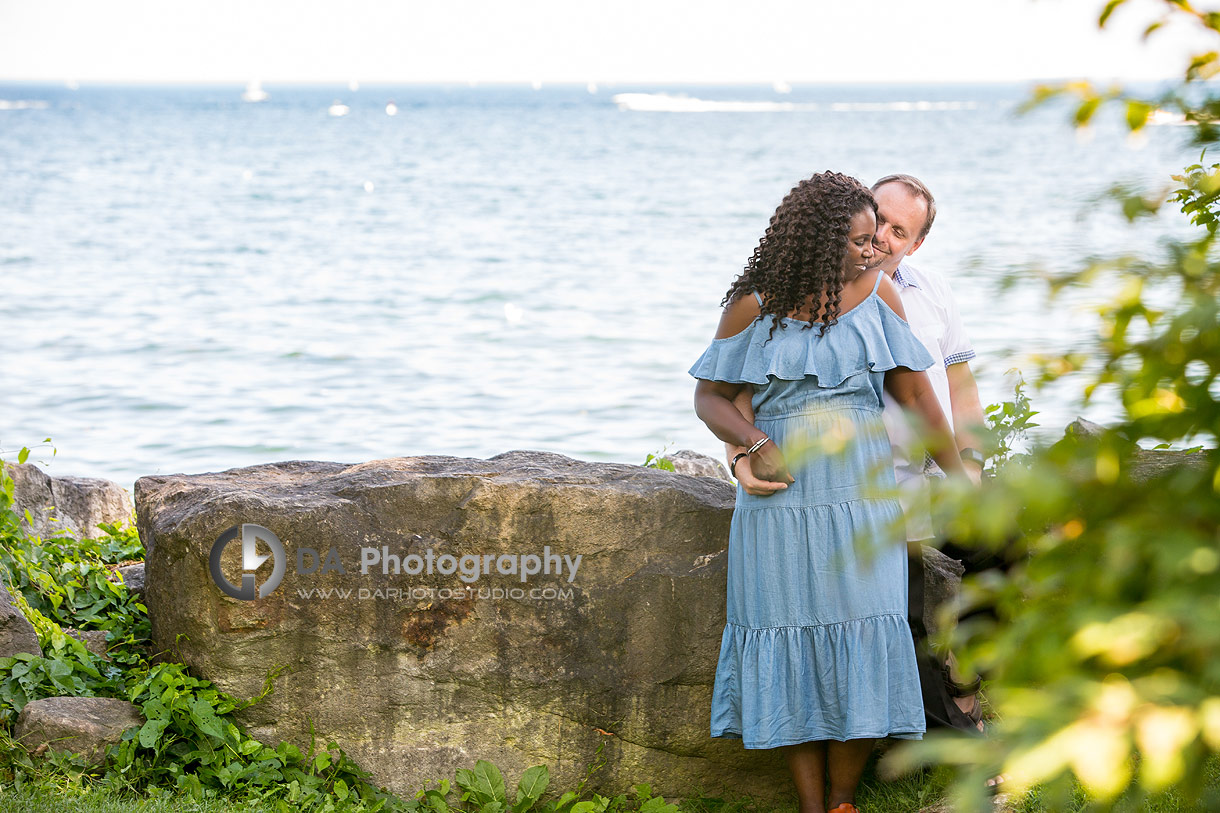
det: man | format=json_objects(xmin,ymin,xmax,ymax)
[{"xmin": 725, "ymin": 174, "xmax": 987, "ymax": 733}]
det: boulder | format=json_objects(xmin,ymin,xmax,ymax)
[
  {"xmin": 1059, "ymin": 417, "xmax": 1211, "ymax": 482},
  {"xmin": 117, "ymin": 563, "xmax": 146, "ymax": 599},
  {"xmin": 64, "ymin": 628, "xmax": 110, "ymax": 660},
  {"xmin": 136, "ymin": 451, "xmax": 965, "ymax": 803},
  {"xmin": 659, "ymin": 450, "xmax": 731, "ymax": 482},
  {"xmin": 138, "ymin": 452, "xmax": 794, "ymax": 801},
  {"xmin": 4, "ymin": 462, "xmax": 133, "ymax": 541},
  {"xmin": 920, "ymin": 545, "xmax": 965, "ymax": 642},
  {"xmin": 14, "ymin": 696, "xmax": 143, "ymax": 764},
  {"xmin": 0, "ymin": 584, "xmax": 42, "ymax": 658}
]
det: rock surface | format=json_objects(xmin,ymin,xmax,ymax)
[
  {"xmin": 137, "ymin": 452, "xmax": 795, "ymax": 800},
  {"xmin": 660, "ymin": 449, "xmax": 731, "ymax": 482},
  {"xmin": 117, "ymin": 562, "xmax": 146, "ymax": 599},
  {"xmin": 64, "ymin": 628, "xmax": 110, "ymax": 660},
  {"xmin": 0, "ymin": 584, "xmax": 42, "ymax": 658},
  {"xmin": 5, "ymin": 462, "xmax": 133, "ymax": 540},
  {"xmin": 1060, "ymin": 417, "xmax": 1211, "ymax": 482},
  {"xmin": 920, "ymin": 546, "xmax": 965, "ymax": 642},
  {"xmin": 14, "ymin": 696, "xmax": 143, "ymax": 764},
  {"xmin": 136, "ymin": 451, "xmax": 967, "ymax": 802}
]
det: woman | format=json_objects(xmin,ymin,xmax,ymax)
[{"xmin": 688, "ymin": 171, "xmax": 966, "ymax": 813}]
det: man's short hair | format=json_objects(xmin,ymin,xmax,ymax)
[{"xmin": 871, "ymin": 174, "xmax": 936, "ymax": 242}]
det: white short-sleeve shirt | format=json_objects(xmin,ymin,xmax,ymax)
[{"xmin": 881, "ymin": 258, "xmax": 976, "ymax": 542}]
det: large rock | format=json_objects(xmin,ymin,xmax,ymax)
[
  {"xmin": 659, "ymin": 450, "xmax": 731, "ymax": 482},
  {"xmin": 65, "ymin": 628, "xmax": 110, "ymax": 660},
  {"xmin": 14, "ymin": 696, "xmax": 143, "ymax": 764},
  {"xmin": 0, "ymin": 584, "xmax": 42, "ymax": 658},
  {"xmin": 117, "ymin": 562, "xmax": 146, "ymax": 599},
  {"xmin": 5, "ymin": 462, "xmax": 134, "ymax": 540},
  {"xmin": 137, "ymin": 452, "xmax": 797, "ymax": 801},
  {"xmin": 920, "ymin": 545, "xmax": 965, "ymax": 642},
  {"xmin": 1059, "ymin": 417, "xmax": 1211, "ymax": 482}
]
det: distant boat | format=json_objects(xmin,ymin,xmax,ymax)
[
  {"xmin": 587, "ymin": 82, "xmax": 598, "ymax": 94},
  {"xmin": 612, "ymin": 92, "xmax": 798, "ymax": 113},
  {"xmin": 348, "ymin": 79, "xmax": 360, "ymax": 92},
  {"xmin": 242, "ymin": 80, "xmax": 269, "ymax": 102},
  {"xmin": 328, "ymin": 100, "xmax": 350, "ymax": 117},
  {"xmin": 531, "ymin": 79, "xmax": 543, "ymax": 90},
  {"xmin": 385, "ymin": 101, "xmax": 398, "ymax": 116},
  {"xmin": 772, "ymin": 80, "xmax": 792, "ymax": 94}
]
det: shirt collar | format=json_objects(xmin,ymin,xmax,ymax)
[{"xmin": 893, "ymin": 263, "xmax": 922, "ymax": 290}]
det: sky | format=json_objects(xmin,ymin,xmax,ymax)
[{"xmin": 1, "ymin": 0, "xmax": 1218, "ymax": 84}]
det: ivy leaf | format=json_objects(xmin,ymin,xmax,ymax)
[
  {"xmin": 188, "ymin": 697, "xmax": 227, "ymax": 742},
  {"xmin": 138, "ymin": 717, "xmax": 170, "ymax": 750},
  {"xmin": 514, "ymin": 765, "xmax": 550, "ymax": 812}
]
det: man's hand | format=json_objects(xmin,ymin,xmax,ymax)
[{"xmin": 735, "ymin": 453, "xmax": 793, "ymax": 497}]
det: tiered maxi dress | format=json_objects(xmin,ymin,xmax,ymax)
[{"xmin": 688, "ymin": 272, "xmax": 935, "ymax": 748}]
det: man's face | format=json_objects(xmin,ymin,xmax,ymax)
[{"xmin": 869, "ymin": 182, "xmax": 928, "ymax": 274}]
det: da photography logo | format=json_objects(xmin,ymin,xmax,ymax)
[{"xmin": 209, "ymin": 524, "xmax": 286, "ymax": 600}]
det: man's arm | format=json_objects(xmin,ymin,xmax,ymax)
[
  {"xmin": 947, "ymin": 361, "xmax": 984, "ymax": 485},
  {"xmin": 929, "ymin": 267, "xmax": 985, "ymax": 484}
]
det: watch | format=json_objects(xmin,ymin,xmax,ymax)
[{"xmin": 959, "ymin": 447, "xmax": 985, "ymax": 467}]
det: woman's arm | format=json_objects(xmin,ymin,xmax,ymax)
[
  {"xmin": 723, "ymin": 388, "xmax": 754, "ymax": 468},
  {"xmin": 724, "ymin": 387, "xmax": 792, "ymax": 494},
  {"xmin": 694, "ymin": 294, "xmax": 791, "ymax": 483}
]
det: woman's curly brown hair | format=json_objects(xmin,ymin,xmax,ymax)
[{"xmin": 722, "ymin": 171, "xmax": 876, "ymax": 342}]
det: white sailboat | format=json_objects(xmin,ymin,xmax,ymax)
[{"xmin": 242, "ymin": 80, "xmax": 269, "ymax": 102}]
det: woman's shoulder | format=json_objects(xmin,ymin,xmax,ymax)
[{"xmin": 712, "ymin": 290, "xmax": 764, "ymax": 340}]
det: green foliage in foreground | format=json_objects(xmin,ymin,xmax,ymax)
[{"xmin": 883, "ymin": 4, "xmax": 1220, "ymax": 810}]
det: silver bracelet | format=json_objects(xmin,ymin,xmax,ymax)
[{"xmin": 746, "ymin": 436, "xmax": 770, "ymax": 455}]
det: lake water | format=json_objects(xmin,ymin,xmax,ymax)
[{"xmin": 0, "ymin": 81, "xmax": 1199, "ymax": 492}]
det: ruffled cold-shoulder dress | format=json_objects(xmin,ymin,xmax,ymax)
[{"xmin": 688, "ymin": 271, "xmax": 935, "ymax": 748}]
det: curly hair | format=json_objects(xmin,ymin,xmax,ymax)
[{"xmin": 722, "ymin": 171, "xmax": 876, "ymax": 342}]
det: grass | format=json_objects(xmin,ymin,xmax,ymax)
[
  {"xmin": 2, "ymin": 758, "xmax": 1219, "ymax": 813},
  {"xmin": 0, "ymin": 783, "xmax": 281, "ymax": 812}
]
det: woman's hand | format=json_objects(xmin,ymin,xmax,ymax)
[
  {"xmin": 748, "ymin": 440, "xmax": 794, "ymax": 488},
  {"xmin": 734, "ymin": 452, "xmax": 793, "ymax": 496}
]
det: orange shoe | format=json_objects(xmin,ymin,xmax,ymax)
[{"xmin": 828, "ymin": 805, "xmax": 859, "ymax": 813}]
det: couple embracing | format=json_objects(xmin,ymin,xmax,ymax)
[{"xmin": 689, "ymin": 172, "xmax": 987, "ymax": 813}]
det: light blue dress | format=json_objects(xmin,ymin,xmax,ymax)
[{"xmin": 688, "ymin": 270, "xmax": 934, "ymax": 748}]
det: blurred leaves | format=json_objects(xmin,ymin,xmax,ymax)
[{"xmin": 882, "ymin": 2, "xmax": 1220, "ymax": 808}]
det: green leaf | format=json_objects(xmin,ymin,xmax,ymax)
[
  {"xmin": 17, "ymin": 447, "xmax": 29, "ymax": 464},
  {"xmin": 514, "ymin": 764, "xmax": 550, "ymax": 812},
  {"xmin": 188, "ymin": 697, "xmax": 227, "ymax": 741},
  {"xmin": 277, "ymin": 741, "xmax": 302, "ymax": 762},
  {"xmin": 334, "ymin": 778, "xmax": 350, "ymax": 800},
  {"xmin": 138, "ymin": 717, "xmax": 170, "ymax": 749},
  {"xmin": 1098, "ymin": 0, "xmax": 1125, "ymax": 27},
  {"xmin": 459, "ymin": 759, "xmax": 507, "ymax": 804},
  {"xmin": 1126, "ymin": 100, "xmax": 1153, "ymax": 131}
]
